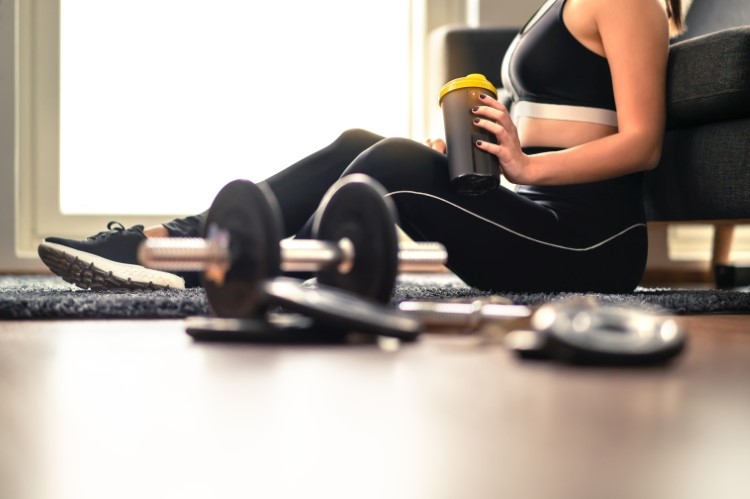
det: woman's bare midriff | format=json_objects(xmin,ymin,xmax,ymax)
[{"xmin": 517, "ymin": 116, "xmax": 617, "ymax": 149}]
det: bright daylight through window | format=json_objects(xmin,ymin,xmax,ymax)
[{"xmin": 59, "ymin": 0, "xmax": 411, "ymax": 215}]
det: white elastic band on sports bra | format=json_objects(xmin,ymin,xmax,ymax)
[
  {"xmin": 385, "ymin": 190, "xmax": 645, "ymax": 252},
  {"xmin": 512, "ymin": 101, "xmax": 618, "ymax": 128}
]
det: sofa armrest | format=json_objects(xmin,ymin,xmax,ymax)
[
  {"xmin": 667, "ymin": 26, "xmax": 750, "ymax": 128},
  {"xmin": 429, "ymin": 25, "xmax": 518, "ymax": 87}
]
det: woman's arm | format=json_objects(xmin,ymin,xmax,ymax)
[{"xmin": 473, "ymin": 0, "xmax": 670, "ymax": 186}]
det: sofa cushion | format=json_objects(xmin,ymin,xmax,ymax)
[
  {"xmin": 667, "ymin": 26, "xmax": 750, "ymax": 128},
  {"xmin": 644, "ymin": 118, "xmax": 750, "ymax": 221}
]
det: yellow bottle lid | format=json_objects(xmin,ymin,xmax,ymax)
[{"xmin": 438, "ymin": 73, "xmax": 497, "ymax": 105}]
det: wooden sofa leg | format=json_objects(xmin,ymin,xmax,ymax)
[
  {"xmin": 712, "ymin": 223, "xmax": 742, "ymax": 288},
  {"xmin": 712, "ymin": 223, "xmax": 735, "ymax": 267}
]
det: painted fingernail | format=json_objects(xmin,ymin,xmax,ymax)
[
  {"xmin": 479, "ymin": 93, "xmax": 487, "ymax": 99},
  {"xmin": 476, "ymin": 140, "xmax": 483, "ymax": 146},
  {"xmin": 473, "ymin": 118, "xmax": 480, "ymax": 124},
  {"xmin": 471, "ymin": 106, "xmax": 479, "ymax": 112}
]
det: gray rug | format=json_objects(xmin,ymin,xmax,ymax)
[{"xmin": 1, "ymin": 274, "xmax": 748, "ymax": 320}]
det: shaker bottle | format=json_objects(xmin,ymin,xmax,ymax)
[{"xmin": 438, "ymin": 73, "xmax": 500, "ymax": 195}]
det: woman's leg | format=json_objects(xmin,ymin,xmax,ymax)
[
  {"xmin": 38, "ymin": 129, "xmax": 384, "ymax": 289},
  {"xmin": 39, "ymin": 129, "xmax": 646, "ymax": 292},
  {"xmin": 317, "ymin": 137, "xmax": 647, "ymax": 293},
  {"xmin": 262, "ymin": 129, "xmax": 384, "ymax": 237},
  {"xmin": 160, "ymin": 129, "xmax": 385, "ymax": 239}
]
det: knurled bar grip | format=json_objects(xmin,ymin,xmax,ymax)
[
  {"xmin": 397, "ymin": 300, "xmax": 533, "ymax": 331},
  {"xmin": 138, "ymin": 237, "xmax": 448, "ymax": 274}
]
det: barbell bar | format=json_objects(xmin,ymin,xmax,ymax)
[{"xmin": 139, "ymin": 237, "xmax": 447, "ymax": 276}]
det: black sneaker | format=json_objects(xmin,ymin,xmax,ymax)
[{"xmin": 38, "ymin": 221, "xmax": 190, "ymax": 290}]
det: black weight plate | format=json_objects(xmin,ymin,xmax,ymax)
[
  {"xmin": 534, "ymin": 302, "xmax": 687, "ymax": 357},
  {"xmin": 263, "ymin": 277, "xmax": 421, "ymax": 341},
  {"xmin": 312, "ymin": 174, "xmax": 399, "ymax": 304},
  {"xmin": 543, "ymin": 332, "xmax": 687, "ymax": 365},
  {"xmin": 185, "ymin": 314, "xmax": 348, "ymax": 344},
  {"xmin": 201, "ymin": 180, "xmax": 284, "ymax": 318},
  {"xmin": 507, "ymin": 302, "xmax": 688, "ymax": 365}
]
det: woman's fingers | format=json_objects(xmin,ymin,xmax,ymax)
[
  {"xmin": 473, "ymin": 121, "xmax": 510, "ymax": 160},
  {"xmin": 472, "ymin": 102, "xmax": 514, "ymax": 132},
  {"xmin": 470, "ymin": 96, "xmax": 527, "ymax": 184},
  {"xmin": 472, "ymin": 118, "xmax": 508, "ymax": 141},
  {"xmin": 424, "ymin": 137, "xmax": 447, "ymax": 154},
  {"xmin": 474, "ymin": 138, "xmax": 502, "ymax": 157}
]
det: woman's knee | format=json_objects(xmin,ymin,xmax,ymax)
[
  {"xmin": 331, "ymin": 128, "xmax": 384, "ymax": 152},
  {"xmin": 344, "ymin": 137, "xmax": 445, "ymax": 186},
  {"xmin": 361, "ymin": 137, "xmax": 421, "ymax": 162}
]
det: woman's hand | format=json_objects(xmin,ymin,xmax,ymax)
[
  {"xmin": 472, "ymin": 93, "xmax": 531, "ymax": 184},
  {"xmin": 424, "ymin": 137, "xmax": 447, "ymax": 154}
]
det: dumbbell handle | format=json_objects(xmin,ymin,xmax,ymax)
[
  {"xmin": 398, "ymin": 300, "xmax": 533, "ymax": 331},
  {"xmin": 138, "ymin": 237, "xmax": 448, "ymax": 274}
]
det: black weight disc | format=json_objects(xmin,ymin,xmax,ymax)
[
  {"xmin": 201, "ymin": 180, "xmax": 284, "ymax": 318},
  {"xmin": 263, "ymin": 277, "xmax": 421, "ymax": 341},
  {"xmin": 312, "ymin": 174, "xmax": 399, "ymax": 304},
  {"xmin": 507, "ymin": 301, "xmax": 688, "ymax": 365}
]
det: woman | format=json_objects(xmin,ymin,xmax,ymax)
[{"xmin": 39, "ymin": 0, "xmax": 684, "ymax": 293}]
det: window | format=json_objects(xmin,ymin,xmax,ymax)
[
  {"xmin": 19, "ymin": 0, "xmax": 417, "ymax": 253},
  {"xmin": 58, "ymin": 0, "xmax": 412, "ymax": 215}
]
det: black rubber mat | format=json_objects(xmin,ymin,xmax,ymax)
[{"xmin": 1, "ymin": 274, "xmax": 748, "ymax": 319}]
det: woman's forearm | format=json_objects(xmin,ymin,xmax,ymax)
[{"xmin": 521, "ymin": 129, "xmax": 663, "ymax": 185}]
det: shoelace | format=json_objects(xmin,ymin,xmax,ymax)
[{"xmin": 88, "ymin": 221, "xmax": 126, "ymax": 240}]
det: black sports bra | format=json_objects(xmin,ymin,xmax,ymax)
[{"xmin": 501, "ymin": 0, "xmax": 618, "ymax": 127}]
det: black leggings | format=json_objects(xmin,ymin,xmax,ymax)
[{"xmin": 164, "ymin": 129, "xmax": 648, "ymax": 293}]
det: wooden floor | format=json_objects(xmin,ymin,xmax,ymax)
[
  {"xmin": 1, "ymin": 276, "xmax": 748, "ymax": 499},
  {"xmin": 673, "ymin": 313, "xmax": 749, "ymax": 334}
]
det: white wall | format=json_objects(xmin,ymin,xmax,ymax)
[{"xmin": 478, "ymin": 0, "xmax": 537, "ymax": 26}]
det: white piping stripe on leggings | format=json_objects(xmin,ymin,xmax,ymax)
[{"xmin": 385, "ymin": 190, "xmax": 646, "ymax": 252}]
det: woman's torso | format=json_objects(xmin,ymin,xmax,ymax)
[
  {"xmin": 502, "ymin": 0, "xmax": 647, "ymax": 232},
  {"xmin": 502, "ymin": 0, "xmax": 618, "ymax": 149}
]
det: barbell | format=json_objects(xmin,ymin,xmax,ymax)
[{"xmin": 138, "ymin": 174, "xmax": 447, "ymax": 319}]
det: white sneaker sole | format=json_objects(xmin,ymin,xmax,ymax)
[{"xmin": 38, "ymin": 241, "xmax": 185, "ymax": 290}]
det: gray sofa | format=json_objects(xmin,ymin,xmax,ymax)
[{"xmin": 430, "ymin": 0, "xmax": 750, "ymax": 287}]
